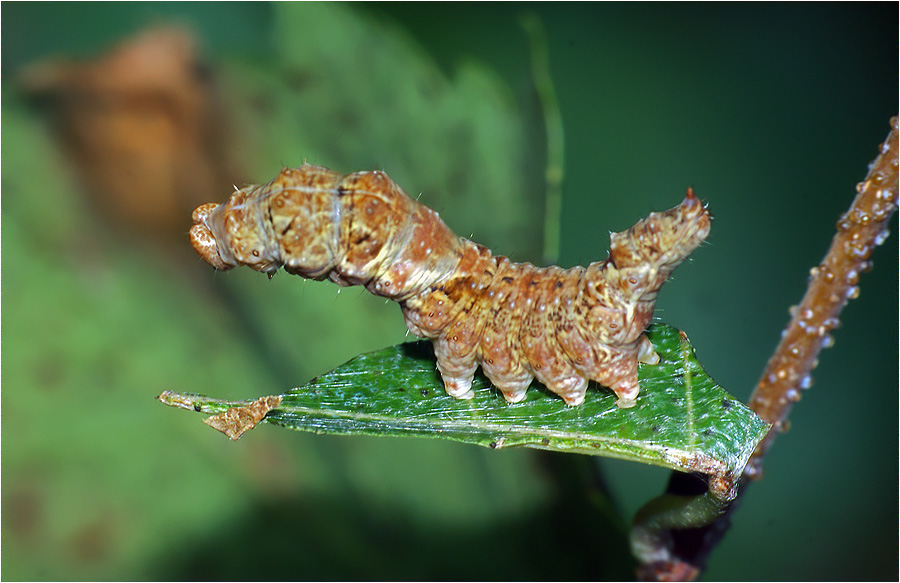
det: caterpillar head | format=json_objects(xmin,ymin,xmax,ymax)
[
  {"xmin": 190, "ymin": 203, "xmax": 231, "ymax": 270},
  {"xmin": 189, "ymin": 187, "xmax": 280, "ymax": 275}
]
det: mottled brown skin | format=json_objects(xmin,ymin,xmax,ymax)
[{"xmin": 191, "ymin": 165, "xmax": 710, "ymax": 408}]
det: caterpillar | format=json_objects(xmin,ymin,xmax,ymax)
[{"xmin": 190, "ymin": 164, "xmax": 710, "ymax": 408}]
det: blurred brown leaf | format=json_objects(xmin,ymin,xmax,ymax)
[{"xmin": 20, "ymin": 26, "xmax": 244, "ymax": 244}]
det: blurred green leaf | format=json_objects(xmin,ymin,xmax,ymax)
[
  {"xmin": 0, "ymin": 6, "xmax": 573, "ymax": 580},
  {"xmin": 225, "ymin": 2, "xmax": 543, "ymax": 257},
  {"xmin": 163, "ymin": 323, "xmax": 768, "ymax": 477},
  {"xmin": 210, "ymin": 2, "xmax": 545, "ymax": 390}
]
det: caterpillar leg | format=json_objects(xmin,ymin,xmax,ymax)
[
  {"xmin": 480, "ymin": 353, "xmax": 534, "ymax": 404},
  {"xmin": 433, "ymin": 338, "xmax": 477, "ymax": 400},
  {"xmin": 521, "ymin": 306, "xmax": 590, "ymax": 406},
  {"xmin": 610, "ymin": 335, "xmax": 656, "ymax": 408},
  {"xmin": 612, "ymin": 374, "xmax": 641, "ymax": 409},
  {"xmin": 546, "ymin": 375, "xmax": 590, "ymax": 407},
  {"xmin": 492, "ymin": 376, "xmax": 533, "ymax": 404},
  {"xmin": 440, "ymin": 375, "xmax": 475, "ymax": 400},
  {"xmin": 637, "ymin": 334, "xmax": 660, "ymax": 365}
]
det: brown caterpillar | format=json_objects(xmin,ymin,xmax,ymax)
[{"xmin": 190, "ymin": 164, "xmax": 710, "ymax": 408}]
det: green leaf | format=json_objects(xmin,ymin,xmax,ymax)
[{"xmin": 161, "ymin": 323, "xmax": 769, "ymax": 478}]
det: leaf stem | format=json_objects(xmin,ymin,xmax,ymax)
[{"xmin": 631, "ymin": 481, "xmax": 730, "ymax": 581}]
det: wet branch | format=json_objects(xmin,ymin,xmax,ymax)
[{"xmin": 745, "ymin": 115, "xmax": 898, "ymax": 474}]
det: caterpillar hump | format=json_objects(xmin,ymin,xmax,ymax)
[{"xmin": 190, "ymin": 165, "xmax": 711, "ymax": 408}]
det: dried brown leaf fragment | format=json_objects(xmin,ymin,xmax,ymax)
[
  {"xmin": 19, "ymin": 26, "xmax": 242, "ymax": 243},
  {"xmin": 203, "ymin": 396, "xmax": 283, "ymax": 440}
]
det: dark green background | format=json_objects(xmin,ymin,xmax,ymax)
[{"xmin": 3, "ymin": 2, "xmax": 897, "ymax": 580}]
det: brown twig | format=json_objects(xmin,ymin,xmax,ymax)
[{"xmin": 744, "ymin": 116, "xmax": 898, "ymax": 478}]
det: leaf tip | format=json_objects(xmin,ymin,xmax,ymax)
[{"xmin": 157, "ymin": 390, "xmax": 199, "ymax": 411}]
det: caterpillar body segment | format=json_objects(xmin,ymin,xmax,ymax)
[{"xmin": 190, "ymin": 164, "xmax": 710, "ymax": 408}]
